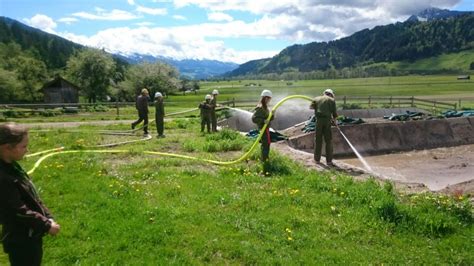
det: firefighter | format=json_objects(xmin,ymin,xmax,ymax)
[
  {"xmin": 252, "ymin": 89, "xmax": 274, "ymax": 165},
  {"xmin": 154, "ymin": 92, "xmax": 165, "ymax": 138},
  {"xmin": 131, "ymin": 88, "xmax": 150, "ymax": 136},
  {"xmin": 310, "ymin": 89, "xmax": 338, "ymax": 166},
  {"xmin": 199, "ymin": 94, "xmax": 213, "ymax": 133},
  {"xmin": 210, "ymin": 89, "xmax": 219, "ymax": 132}
]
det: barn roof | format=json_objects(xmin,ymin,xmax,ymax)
[{"xmin": 42, "ymin": 76, "xmax": 81, "ymax": 91}]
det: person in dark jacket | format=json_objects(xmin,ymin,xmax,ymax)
[
  {"xmin": 154, "ymin": 92, "xmax": 165, "ymax": 138},
  {"xmin": 131, "ymin": 88, "xmax": 150, "ymax": 136},
  {"xmin": 252, "ymin": 89, "xmax": 274, "ymax": 165},
  {"xmin": 199, "ymin": 95, "xmax": 212, "ymax": 133},
  {"xmin": 310, "ymin": 89, "xmax": 338, "ymax": 166},
  {"xmin": 0, "ymin": 123, "xmax": 60, "ymax": 266},
  {"xmin": 210, "ymin": 89, "xmax": 219, "ymax": 132}
]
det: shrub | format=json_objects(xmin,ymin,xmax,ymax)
[{"xmin": 340, "ymin": 103, "xmax": 363, "ymax": 110}]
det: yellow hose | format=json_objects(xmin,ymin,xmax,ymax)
[{"xmin": 27, "ymin": 95, "xmax": 314, "ymax": 175}]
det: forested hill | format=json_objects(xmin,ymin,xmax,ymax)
[
  {"xmin": 227, "ymin": 13, "xmax": 474, "ymax": 77},
  {"xmin": 0, "ymin": 16, "xmax": 85, "ymax": 69}
]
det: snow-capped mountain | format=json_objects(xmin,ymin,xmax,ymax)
[
  {"xmin": 116, "ymin": 53, "xmax": 239, "ymax": 80},
  {"xmin": 407, "ymin": 7, "xmax": 473, "ymax": 22}
]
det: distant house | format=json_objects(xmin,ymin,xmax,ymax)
[
  {"xmin": 42, "ymin": 76, "xmax": 80, "ymax": 103},
  {"xmin": 457, "ymin": 75, "xmax": 470, "ymax": 80}
]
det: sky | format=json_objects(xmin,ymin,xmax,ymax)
[{"xmin": 1, "ymin": 0, "xmax": 473, "ymax": 64}]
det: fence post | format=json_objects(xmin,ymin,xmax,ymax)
[
  {"xmin": 411, "ymin": 96, "xmax": 414, "ymax": 107},
  {"xmin": 343, "ymin": 96, "xmax": 346, "ymax": 105},
  {"xmin": 116, "ymin": 101, "xmax": 119, "ymax": 117},
  {"xmin": 454, "ymin": 103, "xmax": 457, "ymax": 111},
  {"xmin": 368, "ymin": 96, "xmax": 371, "ymax": 107},
  {"xmin": 232, "ymin": 98, "xmax": 235, "ymax": 108},
  {"xmin": 389, "ymin": 96, "xmax": 392, "ymax": 106},
  {"xmin": 458, "ymin": 99, "xmax": 461, "ymax": 110}
]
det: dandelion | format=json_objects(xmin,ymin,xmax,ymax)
[
  {"xmin": 286, "ymin": 228, "xmax": 292, "ymax": 233},
  {"xmin": 340, "ymin": 192, "xmax": 345, "ymax": 196},
  {"xmin": 330, "ymin": 206, "xmax": 336, "ymax": 212},
  {"xmin": 288, "ymin": 236, "xmax": 293, "ymax": 241}
]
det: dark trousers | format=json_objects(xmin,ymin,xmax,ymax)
[
  {"xmin": 211, "ymin": 111, "xmax": 217, "ymax": 132},
  {"xmin": 260, "ymin": 128, "xmax": 271, "ymax": 162},
  {"xmin": 314, "ymin": 117, "xmax": 333, "ymax": 163},
  {"xmin": 132, "ymin": 112, "xmax": 148, "ymax": 134},
  {"xmin": 155, "ymin": 115, "xmax": 164, "ymax": 136},
  {"xmin": 4, "ymin": 239, "xmax": 43, "ymax": 266},
  {"xmin": 201, "ymin": 117, "xmax": 211, "ymax": 133}
]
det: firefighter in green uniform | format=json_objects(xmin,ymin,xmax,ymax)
[
  {"xmin": 154, "ymin": 92, "xmax": 165, "ymax": 138},
  {"xmin": 210, "ymin": 89, "xmax": 219, "ymax": 132},
  {"xmin": 199, "ymin": 94, "xmax": 212, "ymax": 133},
  {"xmin": 310, "ymin": 89, "xmax": 338, "ymax": 166},
  {"xmin": 252, "ymin": 89, "xmax": 274, "ymax": 168}
]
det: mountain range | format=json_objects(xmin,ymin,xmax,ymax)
[
  {"xmin": 226, "ymin": 8, "xmax": 474, "ymax": 77},
  {"xmin": 115, "ymin": 53, "xmax": 238, "ymax": 80},
  {"xmin": 0, "ymin": 16, "xmax": 238, "ymax": 79},
  {"xmin": 1, "ymin": 8, "xmax": 473, "ymax": 80}
]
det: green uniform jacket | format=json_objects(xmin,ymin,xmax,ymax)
[
  {"xmin": 310, "ymin": 95, "xmax": 337, "ymax": 118},
  {"xmin": 155, "ymin": 99, "xmax": 164, "ymax": 117},
  {"xmin": 199, "ymin": 100, "xmax": 212, "ymax": 118},
  {"xmin": 210, "ymin": 98, "xmax": 217, "ymax": 111},
  {"xmin": 252, "ymin": 105, "xmax": 274, "ymax": 129}
]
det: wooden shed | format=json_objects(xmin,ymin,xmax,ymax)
[{"xmin": 42, "ymin": 76, "xmax": 80, "ymax": 103}]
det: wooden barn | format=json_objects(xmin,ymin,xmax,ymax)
[{"xmin": 42, "ymin": 76, "xmax": 80, "ymax": 103}]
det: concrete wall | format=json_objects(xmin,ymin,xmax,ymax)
[{"xmin": 287, "ymin": 117, "xmax": 474, "ymax": 157}]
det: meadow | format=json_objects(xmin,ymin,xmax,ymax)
[
  {"xmin": 2, "ymin": 74, "xmax": 473, "ymax": 125},
  {"xmin": 0, "ymin": 118, "xmax": 473, "ymax": 264}
]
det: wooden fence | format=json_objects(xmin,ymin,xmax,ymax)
[{"xmin": 0, "ymin": 96, "xmax": 464, "ymax": 118}]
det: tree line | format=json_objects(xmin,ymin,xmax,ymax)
[{"xmin": 0, "ymin": 42, "xmax": 199, "ymax": 103}]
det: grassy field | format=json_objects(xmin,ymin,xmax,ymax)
[
  {"xmin": 383, "ymin": 50, "xmax": 474, "ymax": 73},
  {"xmin": 2, "ymin": 75, "xmax": 473, "ymax": 124},
  {"xmin": 0, "ymin": 120, "xmax": 473, "ymax": 264}
]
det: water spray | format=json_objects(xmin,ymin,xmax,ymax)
[{"xmin": 336, "ymin": 125, "xmax": 373, "ymax": 172}]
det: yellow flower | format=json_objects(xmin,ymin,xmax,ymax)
[
  {"xmin": 340, "ymin": 192, "xmax": 345, "ymax": 196},
  {"xmin": 287, "ymin": 237, "xmax": 293, "ymax": 241},
  {"xmin": 458, "ymin": 195, "xmax": 464, "ymax": 200},
  {"xmin": 285, "ymin": 228, "xmax": 292, "ymax": 233},
  {"xmin": 330, "ymin": 206, "xmax": 336, "ymax": 211}
]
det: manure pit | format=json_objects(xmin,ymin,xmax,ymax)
[{"xmin": 221, "ymin": 107, "xmax": 474, "ymax": 193}]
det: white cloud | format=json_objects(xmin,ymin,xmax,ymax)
[
  {"xmin": 58, "ymin": 17, "xmax": 79, "ymax": 24},
  {"xmin": 207, "ymin": 12, "xmax": 233, "ymax": 22},
  {"xmin": 173, "ymin": 15, "xmax": 187, "ymax": 20},
  {"xmin": 136, "ymin": 5, "xmax": 168, "ymax": 15},
  {"xmin": 72, "ymin": 9, "xmax": 139, "ymax": 20},
  {"xmin": 135, "ymin": 22, "xmax": 155, "ymax": 26},
  {"xmin": 59, "ymin": 26, "xmax": 277, "ymax": 63},
  {"xmin": 23, "ymin": 14, "xmax": 57, "ymax": 34},
  {"xmin": 127, "ymin": 0, "xmax": 135, "ymax": 5},
  {"xmin": 173, "ymin": 0, "xmax": 462, "ymax": 42}
]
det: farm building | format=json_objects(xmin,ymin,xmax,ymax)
[{"xmin": 42, "ymin": 76, "xmax": 80, "ymax": 103}]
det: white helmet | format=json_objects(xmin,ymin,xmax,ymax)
[
  {"xmin": 205, "ymin": 94, "xmax": 212, "ymax": 100},
  {"xmin": 261, "ymin": 89, "xmax": 272, "ymax": 98},
  {"xmin": 212, "ymin": 89, "xmax": 219, "ymax": 95},
  {"xmin": 324, "ymin": 88, "xmax": 334, "ymax": 97},
  {"xmin": 154, "ymin": 92, "xmax": 162, "ymax": 98}
]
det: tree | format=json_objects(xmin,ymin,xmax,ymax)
[
  {"xmin": 12, "ymin": 56, "xmax": 48, "ymax": 102},
  {"xmin": 0, "ymin": 68, "xmax": 20, "ymax": 102},
  {"xmin": 66, "ymin": 49, "xmax": 116, "ymax": 103},
  {"xmin": 470, "ymin": 62, "xmax": 474, "ymax": 70},
  {"xmin": 123, "ymin": 62, "xmax": 180, "ymax": 98}
]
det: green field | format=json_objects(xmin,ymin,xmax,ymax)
[
  {"xmin": 0, "ymin": 121, "xmax": 472, "ymax": 264},
  {"xmin": 2, "ymin": 75, "xmax": 473, "ymax": 124}
]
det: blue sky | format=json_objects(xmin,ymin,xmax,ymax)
[{"xmin": 1, "ymin": 0, "xmax": 473, "ymax": 64}]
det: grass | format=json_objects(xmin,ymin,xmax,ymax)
[
  {"xmin": 1, "ymin": 119, "xmax": 472, "ymax": 264},
  {"xmin": 2, "ymin": 75, "xmax": 473, "ymax": 124}
]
